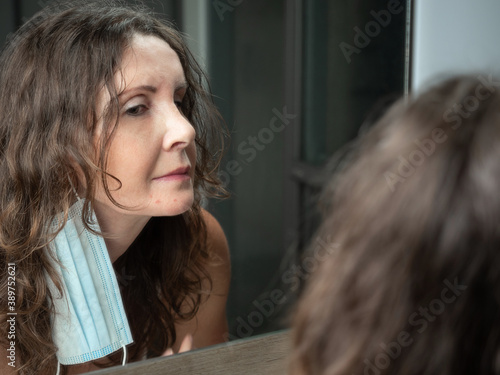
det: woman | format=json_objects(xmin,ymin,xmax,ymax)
[
  {"xmin": 0, "ymin": 1, "xmax": 230, "ymax": 374},
  {"xmin": 291, "ymin": 75, "xmax": 500, "ymax": 374}
]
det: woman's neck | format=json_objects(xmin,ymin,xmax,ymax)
[{"xmin": 92, "ymin": 202, "xmax": 151, "ymax": 263}]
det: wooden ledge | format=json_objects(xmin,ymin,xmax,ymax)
[{"xmin": 88, "ymin": 329, "xmax": 290, "ymax": 375}]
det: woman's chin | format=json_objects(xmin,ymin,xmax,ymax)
[{"xmin": 153, "ymin": 196, "xmax": 194, "ymax": 217}]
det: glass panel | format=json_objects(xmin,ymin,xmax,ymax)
[
  {"xmin": 208, "ymin": 0, "xmax": 288, "ymax": 338},
  {"xmin": 301, "ymin": 0, "xmax": 408, "ymax": 165}
]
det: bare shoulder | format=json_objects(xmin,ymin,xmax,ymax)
[
  {"xmin": 173, "ymin": 209, "xmax": 231, "ymax": 349},
  {"xmin": 200, "ymin": 208, "xmax": 231, "ymax": 268}
]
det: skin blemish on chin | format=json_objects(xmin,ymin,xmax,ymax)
[{"xmin": 155, "ymin": 200, "xmax": 161, "ymax": 204}]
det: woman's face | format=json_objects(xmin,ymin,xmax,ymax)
[{"xmin": 93, "ymin": 34, "xmax": 196, "ymax": 220}]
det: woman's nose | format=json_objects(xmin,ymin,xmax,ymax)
[{"xmin": 162, "ymin": 109, "xmax": 196, "ymax": 152}]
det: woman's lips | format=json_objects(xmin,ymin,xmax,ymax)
[{"xmin": 153, "ymin": 166, "xmax": 191, "ymax": 182}]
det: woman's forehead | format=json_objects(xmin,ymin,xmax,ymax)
[{"xmin": 116, "ymin": 34, "xmax": 185, "ymax": 93}]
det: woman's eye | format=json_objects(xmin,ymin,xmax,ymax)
[{"xmin": 125, "ymin": 104, "xmax": 148, "ymax": 116}]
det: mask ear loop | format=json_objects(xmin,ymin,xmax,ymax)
[
  {"xmin": 67, "ymin": 175, "xmax": 81, "ymax": 201},
  {"xmin": 122, "ymin": 345, "xmax": 128, "ymax": 366},
  {"xmin": 55, "ymin": 361, "xmax": 61, "ymax": 375}
]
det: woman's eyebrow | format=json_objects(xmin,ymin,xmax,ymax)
[
  {"xmin": 118, "ymin": 82, "xmax": 187, "ymax": 98},
  {"xmin": 118, "ymin": 85, "xmax": 157, "ymax": 97}
]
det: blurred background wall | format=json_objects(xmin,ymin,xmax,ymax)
[{"xmin": 412, "ymin": 0, "xmax": 500, "ymax": 92}]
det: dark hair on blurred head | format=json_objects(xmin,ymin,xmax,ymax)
[
  {"xmin": 0, "ymin": 1, "xmax": 227, "ymax": 373},
  {"xmin": 291, "ymin": 75, "xmax": 500, "ymax": 375}
]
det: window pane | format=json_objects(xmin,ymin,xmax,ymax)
[{"xmin": 301, "ymin": 0, "xmax": 408, "ymax": 165}]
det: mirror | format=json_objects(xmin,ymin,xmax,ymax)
[{"xmin": 0, "ymin": 0, "xmax": 410, "ymax": 352}]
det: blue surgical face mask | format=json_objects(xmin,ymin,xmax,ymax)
[{"xmin": 45, "ymin": 197, "xmax": 133, "ymax": 367}]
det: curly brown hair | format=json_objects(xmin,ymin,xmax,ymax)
[
  {"xmin": 0, "ymin": 1, "xmax": 227, "ymax": 374},
  {"xmin": 291, "ymin": 75, "xmax": 500, "ymax": 375}
]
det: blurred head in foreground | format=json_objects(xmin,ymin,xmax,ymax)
[{"xmin": 291, "ymin": 75, "xmax": 500, "ymax": 375}]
